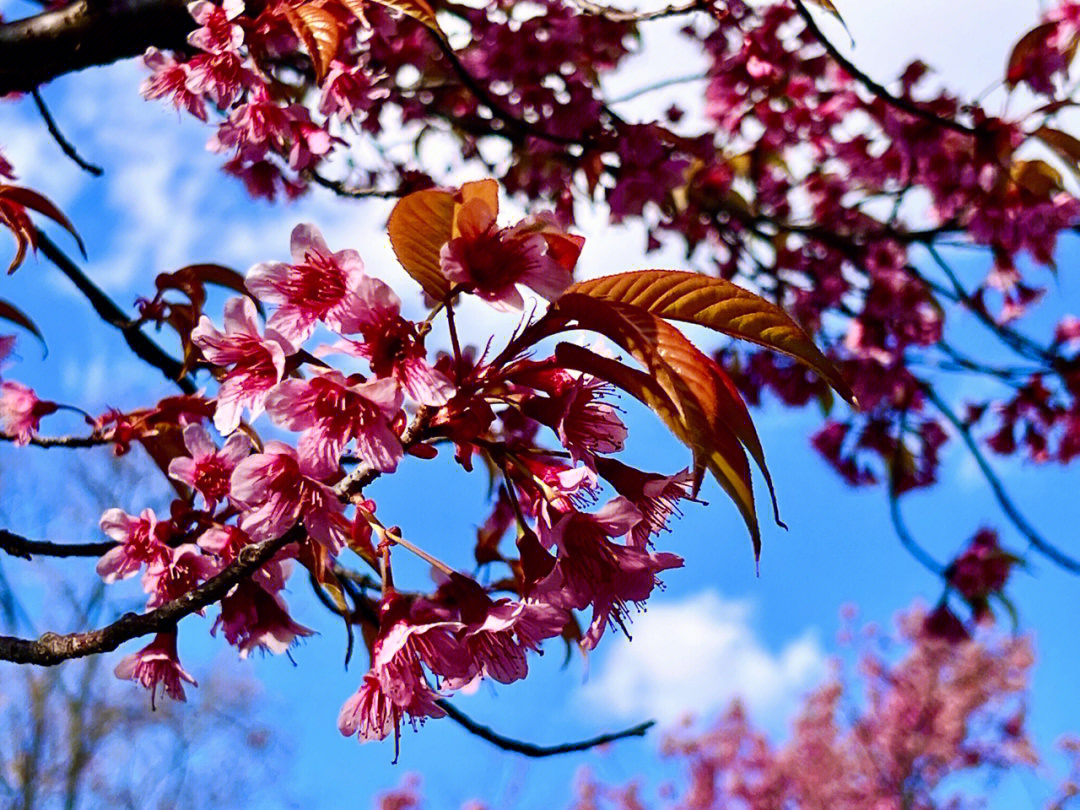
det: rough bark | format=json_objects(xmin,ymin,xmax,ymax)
[{"xmin": 0, "ymin": 0, "xmax": 194, "ymax": 94}]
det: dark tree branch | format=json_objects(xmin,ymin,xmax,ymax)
[
  {"xmin": 922, "ymin": 384, "xmax": 1080, "ymax": 574},
  {"xmin": 0, "ymin": 432, "xmax": 110, "ymax": 449},
  {"xmin": 30, "ymin": 89, "xmax": 103, "ymax": 176},
  {"xmin": 0, "ymin": 529, "xmax": 298, "ymax": 665},
  {"xmin": 437, "ymin": 699, "xmax": 655, "ymax": 757},
  {"xmin": 0, "ymin": 529, "xmax": 115, "ymax": 561},
  {"xmin": 0, "ymin": 0, "xmax": 194, "ymax": 95},
  {"xmin": 306, "ymin": 172, "xmax": 405, "ymax": 200},
  {"xmin": 36, "ymin": 231, "xmax": 197, "ymax": 395},
  {"xmin": 791, "ymin": 0, "xmax": 978, "ymax": 137}
]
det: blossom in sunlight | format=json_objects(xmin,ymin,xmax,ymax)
[
  {"xmin": 264, "ymin": 369, "xmax": 403, "ymax": 477},
  {"xmin": 537, "ymin": 497, "xmax": 683, "ymax": 650},
  {"xmin": 246, "ymin": 223, "xmax": 369, "ymax": 344},
  {"xmin": 191, "ymin": 296, "xmax": 294, "ymax": 434},
  {"xmin": 95, "ymin": 508, "xmax": 170, "ymax": 584},
  {"xmin": 167, "ymin": 423, "xmax": 251, "ymax": 510},
  {"xmin": 230, "ymin": 440, "xmax": 349, "ymax": 552}
]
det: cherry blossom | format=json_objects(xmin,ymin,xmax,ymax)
[
  {"xmin": 113, "ymin": 632, "xmax": 197, "ymax": 707},
  {"xmin": 167, "ymin": 423, "xmax": 251, "ymax": 510}
]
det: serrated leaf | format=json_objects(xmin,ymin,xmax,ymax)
[
  {"xmin": 284, "ymin": 3, "xmax": 342, "ymax": 83},
  {"xmin": 551, "ymin": 296, "xmax": 762, "ymax": 557},
  {"xmin": 806, "ymin": 0, "xmax": 853, "ymax": 44},
  {"xmin": 0, "ymin": 299, "xmax": 46, "ymax": 355},
  {"xmin": 567, "ymin": 270, "xmax": 856, "ymax": 407},
  {"xmin": 387, "ymin": 180, "xmax": 500, "ymax": 301},
  {"xmin": 157, "ymin": 263, "xmax": 261, "ymax": 312}
]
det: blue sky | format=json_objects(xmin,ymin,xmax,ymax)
[{"xmin": 1, "ymin": 0, "xmax": 1079, "ymax": 807}]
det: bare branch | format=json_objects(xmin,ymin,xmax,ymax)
[
  {"xmin": 30, "ymin": 89, "xmax": 103, "ymax": 177},
  {"xmin": 0, "ymin": 529, "xmax": 115, "ymax": 561},
  {"xmin": 922, "ymin": 384, "xmax": 1080, "ymax": 574},
  {"xmin": 0, "ymin": 0, "xmax": 193, "ymax": 95},
  {"xmin": 568, "ymin": 0, "xmax": 704, "ymax": 23},
  {"xmin": 306, "ymin": 172, "xmax": 405, "ymax": 199},
  {"xmin": 36, "ymin": 231, "xmax": 196, "ymax": 395},
  {"xmin": 0, "ymin": 529, "xmax": 299, "ymax": 665},
  {"xmin": 437, "ymin": 699, "xmax": 655, "ymax": 757},
  {"xmin": 791, "ymin": 0, "xmax": 978, "ymax": 137},
  {"xmin": 0, "ymin": 432, "xmax": 110, "ymax": 449}
]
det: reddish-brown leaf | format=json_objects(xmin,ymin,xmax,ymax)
[
  {"xmin": 1006, "ymin": 22, "xmax": 1059, "ymax": 87},
  {"xmin": 368, "ymin": 0, "xmax": 440, "ymax": 31},
  {"xmin": 0, "ymin": 298, "xmax": 46, "ymax": 354},
  {"xmin": 284, "ymin": 3, "xmax": 342, "ymax": 83},
  {"xmin": 567, "ymin": 270, "xmax": 856, "ymax": 406},
  {"xmin": 0, "ymin": 184, "xmax": 85, "ymax": 268},
  {"xmin": 551, "ymin": 295, "xmax": 762, "ymax": 556},
  {"xmin": 387, "ymin": 180, "xmax": 500, "ymax": 301}
]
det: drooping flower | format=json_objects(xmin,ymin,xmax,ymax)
[
  {"xmin": 536, "ymin": 497, "xmax": 683, "ymax": 649},
  {"xmin": 142, "ymin": 544, "xmax": 220, "ymax": 610},
  {"xmin": 439, "ymin": 201, "xmax": 580, "ymax": 311},
  {"xmin": 191, "ymin": 296, "xmax": 294, "ymax": 434},
  {"xmin": 446, "ymin": 599, "xmax": 566, "ymax": 689},
  {"xmin": 265, "ymin": 369, "xmax": 403, "ymax": 477},
  {"xmin": 246, "ymin": 223, "xmax": 368, "ymax": 344},
  {"xmin": 95, "ymin": 508, "xmax": 171, "ymax": 584},
  {"xmin": 113, "ymin": 632, "xmax": 197, "ymax": 707},
  {"xmin": 214, "ymin": 579, "xmax": 315, "ymax": 658},
  {"xmin": 524, "ymin": 368, "xmax": 627, "ymax": 467},
  {"xmin": 141, "ymin": 48, "xmax": 208, "ymax": 121},
  {"xmin": 230, "ymin": 440, "xmax": 349, "ymax": 552},
  {"xmin": 0, "ymin": 381, "xmax": 57, "ymax": 446},
  {"xmin": 167, "ymin": 423, "xmax": 251, "ymax": 510},
  {"xmin": 326, "ymin": 275, "xmax": 455, "ymax": 406},
  {"xmin": 339, "ymin": 595, "xmax": 469, "ymax": 743},
  {"xmin": 596, "ymin": 458, "xmax": 695, "ymax": 547}
]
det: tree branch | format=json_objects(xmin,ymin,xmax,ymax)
[
  {"xmin": 922, "ymin": 383, "xmax": 1080, "ymax": 574},
  {"xmin": 0, "ymin": 0, "xmax": 194, "ymax": 95},
  {"xmin": 36, "ymin": 231, "xmax": 196, "ymax": 395},
  {"xmin": 437, "ymin": 699, "xmax": 655, "ymax": 757},
  {"xmin": 0, "ymin": 529, "xmax": 298, "ymax": 665},
  {"xmin": 0, "ymin": 529, "xmax": 115, "ymax": 561},
  {"xmin": 30, "ymin": 89, "xmax": 103, "ymax": 176},
  {"xmin": 0, "ymin": 432, "xmax": 110, "ymax": 449},
  {"xmin": 791, "ymin": 0, "xmax": 978, "ymax": 137}
]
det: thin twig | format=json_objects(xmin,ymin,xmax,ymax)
[
  {"xmin": 437, "ymin": 699, "xmax": 654, "ymax": 757},
  {"xmin": 0, "ymin": 432, "xmax": 109, "ymax": 449},
  {"xmin": 30, "ymin": 89, "xmax": 103, "ymax": 177},
  {"xmin": 307, "ymin": 171, "xmax": 405, "ymax": 199},
  {"xmin": 887, "ymin": 416, "xmax": 945, "ymax": 576},
  {"xmin": 35, "ymin": 231, "xmax": 196, "ymax": 394},
  {"xmin": 791, "ymin": 0, "xmax": 978, "ymax": 137},
  {"xmin": 568, "ymin": 0, "xmax": 703, "ymax": 23},
  {"xmin": 922, "ymin": 383, "xmax": 1080, "ymax": 574},
  {"xmin": 0, "ymin": 529, "xmax": 300, "ymax": 665},
  {"xmin": 0, "ymin": 529, "xmax": 115, "ymax": 561}
]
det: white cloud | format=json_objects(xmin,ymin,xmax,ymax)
[{"xmin": 577, "ymin": 590, "xmax": 825, "ymax": 727}]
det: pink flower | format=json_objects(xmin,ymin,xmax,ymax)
[
  {"xmin": 187, "ymin": 0, "xmax": 244, "ymax": 55},
  {"xmin": 197, "ymin": 524, "xmax": 289, "ymax": 592},
  {"xmin": 265, "ymin": 369, "xmax": 403, "ymax": 477},
  {"xmin": 525, "ymin": 369, "xmax": 627, "ymax": 467},
  {"xmin": 439, "ymin": 201, "xmax": 579, "ymax": 311},
  {"xmin": 191, "ymin": 296, "xmax": 294, "ymax": 435},
  {"xmin": 214, "ymin": 579, "xmax": 314, "ymax": 658},
  {"xmin": 326, "ymin": 275, "xmax": 455, "ymax": 406},
  {"xmin": 114, "ymin": 632, "xmax": 197, "ymax": 707},
  {"xmin": 246, "ymin": 223, "xmax": 369, "ymax": 344},
  {"xmin": 141, "ymin": 48, "xmax": 207, "ymax": 121},
  {"xmin": 142, "ymin": 544, "xmax": 220, "ymax": 609},
  {"xmin": 596, "ymin": 458, "xmax": 694, "ymax": 547},
  {"xmin": 339, "ymin": 596, "xmax": 469, "ymax": 743},
  {"xmin": 167, "ymin": 423, "xmax": 251, "ymax": 509},
  {"xmin": 536, "ymin": 497, "xmax": 683, "ymax": 650},
  {"xmin": 0, "ymin": 381, "xmax": 57, "ymax": 446},
  {"xmin": 446, "ymin": 599, "xmax": 566, "ymax": 688},
  {"xmin": 95, "ymin": 508, "xmax": 170, "ymax": 584},
  {"xmin": 230, "ymin": 440, "xmax": 349, "ymax": 552}
]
